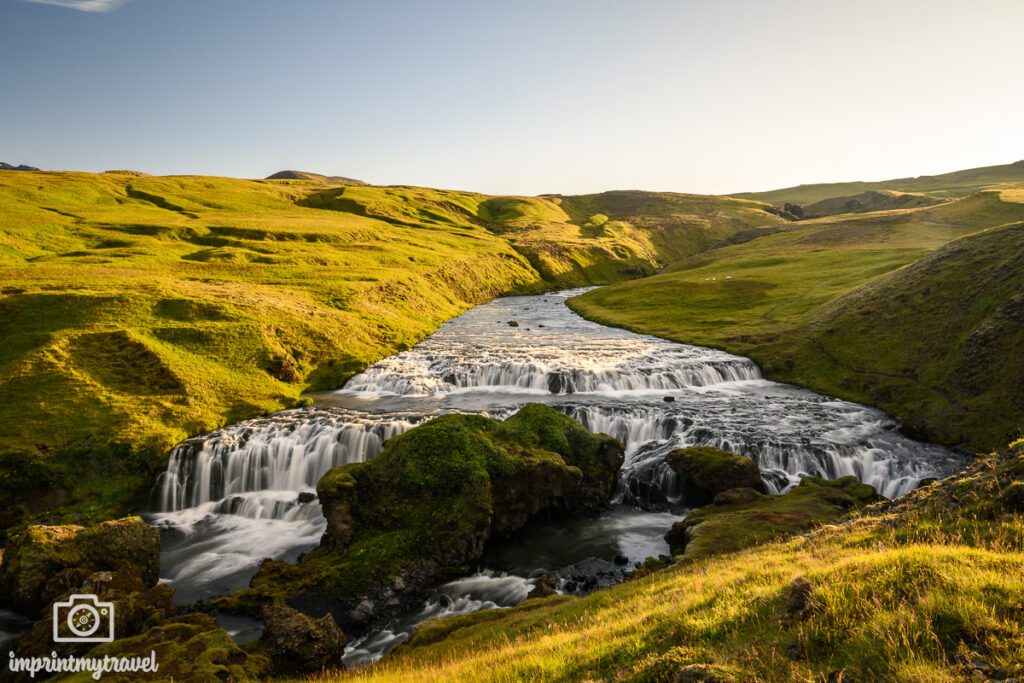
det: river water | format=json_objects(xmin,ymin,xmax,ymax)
[{"xmin": 147, "ymin": 288, "xmax": 964, "ymax": 665}]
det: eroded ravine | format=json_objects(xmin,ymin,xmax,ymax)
[{"xmin": 148, "ymin": 288, "xmax": 965, "ymax": 665}]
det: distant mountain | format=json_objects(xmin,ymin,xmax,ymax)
[
  {"xmin": 0, "ymin": 162, "xmax": 40, "ymax": 171},
  {"xmin": 733, "ymin": 160, "xmax": 1024, "ymax": 207},
  {"xmin": 265, "ymin": 170, "xmax": 366, "ymax": 185}
]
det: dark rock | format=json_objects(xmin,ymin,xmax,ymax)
[
  {"xmin": 625, "ymin": 478, "xmax": 669, "ymax": 508},
  {"xmin": 316, "ymin": 470, "xmax": 358, "ymax": 551},
  {"xmin": 613, "ymin": 554, "xmax": 629, "ymax": 566},
  {"xmin": 296, "ymin": 491, "xmax": 317, "ymax": 504},
  {"xmin": 783, "ymin": 202, "xmax": 804, "ymax": 219},
  {"xmin": 665, "ymin": 446, "xmax": 766, "ymax": 507},
  {"xmin": 1001, "ymin": 481, "xmax": 1024, "ymax": 512},
  {"xmin": 663, "ymin": 396, "xmax": 676, "ymax": 402},
  {"xmin": 507, "ymin": 320, "xmax": 520, "ymax": 327},
  {"xmin": 664, "ymin": 521, "xmax": 691, "ymax": 555},
  {"xmin": 259, "ymin": 604, "xmax": 346, "ymax": 676},
  {"xmin": 0, "ymin": 516, "xmax": 160, "ymax": 616},
  {"xmin": 310, "ymin": 405, "xmax": 623, "ymax": 619},
  {"xmin": 785, "ymin": 576, "xmax": 815, "ymax": 618},
  {"xmin": 267, "ymin": 355, "xmax": 299, "ymax": 383},
  {"xmin": 527, "ymin": 574, "xmax": 557, "ymax": 600}
]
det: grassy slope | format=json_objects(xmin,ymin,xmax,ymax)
[
  {"xmin": 317, "ymin": 446, "xmax": 1024, "ymax": 683},
  {"xmin": 733, "ymin": 159, "xmax": 1024, "ymax": 205},
  {"xmin": 0, "ymin": 171, "xmax": 782, "ymax": 523},
  {"xmin": 571, "ymin": 188, "xmax": 1024, "ymax": 450},
  {"xmin": 802, "ymin": 190, "xmax": 947, "ymax": 219}
]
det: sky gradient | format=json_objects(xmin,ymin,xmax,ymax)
[{"xmin": 2, "ymin": 0, "xmax": 1022, "ymax": 195}]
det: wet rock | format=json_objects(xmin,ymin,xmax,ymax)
[
  {"xmin": 626, "ymin": 478, "xmax": 669, "ymax": 508},
  {"xmin": 259, "ymin": 604, "xmax": 346, "ymax": 676},
  {"xmin": 665, "ymin": 446, "xmax": 766, "ymax": 507},
  {"xmin": 296, "ymin": 491, "xmax": 317, "ymax": 504},
  {"xmin": 0, "ymin": 516, "xmax": 159, "ymax": 616},
  {"xmin": 547, "ymin": 371, "xmax": 574, "ymax": 394},
  {"xmin": 527, "ymin": 573, "xmax": 557, "ymax": 599},
  {"xmin": 613, "ymin": 554, "xmax": 629, "ymax": 566},
  {"xmin": 316, "ymin": 470, "xmax": 358, "ymax": 551},
  {"xmin": 663, "ymin": 396, "xmax": 676, "ymax": 402},
  {"xmin": 507, "ymin": 320, "xmax": 520, "ymax": 327}
]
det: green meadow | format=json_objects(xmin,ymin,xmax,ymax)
[
  {"xmin": 571, "ymin": 187, "xmax": 1024, "ymax": 451},
  {"xmin": 0, "ymin": 170, "xmax": 781, "ymax": 527}
]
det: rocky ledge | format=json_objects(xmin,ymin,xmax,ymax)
[
  {"xmin": 666, "ymin": 475, "xmax": 882, "ymax": 560},
  {"xmin": 222, "ymin": 404, "xmax": 624, "ymax": 637}
]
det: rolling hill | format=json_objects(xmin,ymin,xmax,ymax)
[
  {"xmin": 733, "ymin": 159, "xmax": 1024, "ymax": 206},
  {"xmin": 571, "ymin": 187, "xmax": 1024, "ymax": 451},
  {"xmin": 0, "ymin": 170, "xmax": 784, "ymax": 529}
]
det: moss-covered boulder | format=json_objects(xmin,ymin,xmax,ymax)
[
  {"xmin": 68, "ymin": 613, "xmax": 256, "ymax": 682},
  {"xmin": 665, "ymin": 476, "xmax": 880, "ymax": 559},
  {"xmin": 229, "ymin": 405, "xmax": 622, "ymax": 636},
  {"xmin": 314, "ymin": 404, "xmax": 622, "ymax": 586},
  {"xmin": 665, "ymin": 446, "xmax": 766, "ymax": 507},
  {"xmin": 0, "ymin": 516, "xmax": 159, "ymax": 616}
]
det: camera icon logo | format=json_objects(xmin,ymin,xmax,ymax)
[{"xmin": 52, "ymin": 594, "xmax": 116, "ymax": 643}]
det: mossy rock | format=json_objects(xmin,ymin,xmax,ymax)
[
  {"xmin": 665, "ymin": 446, "xmax": 766, "ymax": 507},
  {"xmin": 665, "ymin": 475, "xmax": 880, "ymax": 559},
  {"xmin": 246, "ymin": 405, "xmax": 623, "ymax": 636},
  {"xmin": 61, "ymin": 613, "xmax": 256, "ymax": 682},
  {"xmin": 258, "ymin": 604, "xmax": 347, "ymax": 676},
  {"xmin": 0, "ymin": 516, "xmax": 159, "ymax": 616},
  {"xmin": 313, "ymin": 405, "xmax": 623, "ymax": 596}
]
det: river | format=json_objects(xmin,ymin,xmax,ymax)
[{"xmin": 147, "ymin": 288, "xmax": 964, "ymax": 665}]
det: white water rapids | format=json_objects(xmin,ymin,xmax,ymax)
[{"xmin": 148, "ymin": 288, "xmax": 964, "ymax": 665}]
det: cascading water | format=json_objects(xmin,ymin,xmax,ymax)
[
  {"xmin": 149, "ymin": 287, "xmax": 965, "ymax": 665},
  {"xmin": 151, "ymin": 410, "xmax": 422, "ymax": 603}
]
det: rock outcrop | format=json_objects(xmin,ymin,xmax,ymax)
[
  {"xmin": 0, "ymin": 516, "xmax": 159, "ymax": 616},
  {"xmin": 259, "ymin": 604, "xmax": 347, "ymax": 676},
  {"xmin": 236, "ymin": 404, "xmax": 624, "ymax": 637},
  {"xmin": 665, "ymin": 446, "xmax": 766, "ymax": 507},
  {"xmin": 666, "ymin": 475, "xmax": 881, "ymax": 559}
]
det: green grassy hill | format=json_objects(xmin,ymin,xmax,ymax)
[
  {"xmin": 315, "ymin": 444, "xmax": 1024, "ymax": 682},
  {"xmin": 733, "ymin": 159, "xmax": 1024, "ymax": 206},
  {"xmin": 571, "ymin": 188, "xmax": 1024, "ymax": 451},
  {"xmin": 802, "ymin": 190, "xmax": 947, "ymax": 219},
  {"xmin": 0, "ymin": 170, "xmax": 783, "ymax": 528}
]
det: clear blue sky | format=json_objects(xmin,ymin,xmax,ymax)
[{"xmin": 2, "ymin": 0, "xmax": 1022, "ymax": 195}]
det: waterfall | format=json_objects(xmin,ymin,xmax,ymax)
[
  {"xmin": 149, "ymin": 287, "xmax": 965, "ymax": 611},
  {"xmin": 156, "ymin": 408, "xmax": 420, "ymax": 513},
  {"xmin": 562, "ymin": 401, "xmax": 963, "ymax": 501}
]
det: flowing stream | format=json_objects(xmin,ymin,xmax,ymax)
[{"xmin": 148, "ymin": 289, "xmax": 964, "ymax": 666}]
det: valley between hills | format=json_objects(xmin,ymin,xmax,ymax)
[{"xmin": 1, "ymin": 160, "xmax": 1023, "ymax": 682}]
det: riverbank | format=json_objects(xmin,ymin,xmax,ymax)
[{"xmin": 569, "ymin": 189, "xmax": 1024, "ymax": 452}]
